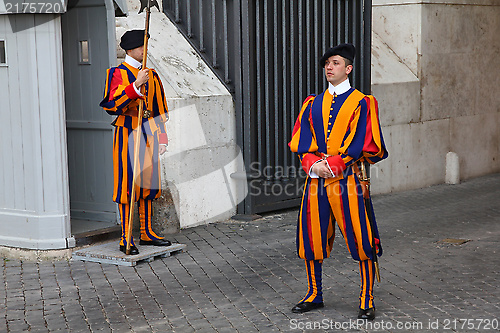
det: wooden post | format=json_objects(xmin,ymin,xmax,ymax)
[{"xmin": 126, "ymin": 1, "xmax": 152, "ymax": 255}]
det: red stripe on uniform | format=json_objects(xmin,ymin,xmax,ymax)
[
  {"xmin": 339, "ymin": 193, "xmax": 347, "ymax": 233},
  {"xmin": 306, "ymin": 187, "xmax": 314, "ymax": 252},
  {"xmin": 291, "ymin": 117, "xmax": 302, "ymax": 139},
  {"xmin": 363, "ymin": 97, "xmax": 378, "ymax": 152},
  {"xmin": 109, "ymin": 69, "xmax": 123, "ymax": 101},
  {"xmin": 291, "ymin": 95, "xmax": 315, "ymax": 138}
]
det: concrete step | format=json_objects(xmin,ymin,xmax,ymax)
[{"xmin": 73, "ymin": 226, "xmax": 122, "ymax": 247}]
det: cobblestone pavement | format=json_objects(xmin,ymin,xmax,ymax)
[{"xmin": 1, "ymin": 174, "xmax": 499, "ymax": 332}]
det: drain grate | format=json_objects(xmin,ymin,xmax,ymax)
[{"xmin": 438, "ymin": 238, "xmax": 470, "ymax": 245}]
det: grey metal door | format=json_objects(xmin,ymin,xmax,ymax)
[
  {"xmin": 164, "ymin": 0, "xmax": 372, "ymax": 214},
  {"xmin": 61, "ymin": 0, "xmax": 116, "ymax": 223}
]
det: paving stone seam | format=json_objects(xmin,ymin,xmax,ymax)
[
  {"xmin": 174, "ymin": 253, "xmax": 236, "ymax": 332},
  {"xmin": 134, "ymin": 263, "xmax": 175, "ymax": 331},
  {"xmin": 191, "ymin": 227, "xmax": 288, "ymax": 328},
  {"xmin": 2, "ymin": 259, "xmax": 11, "ymax": 332},
  {"xmin": 116, "ymin": 264, "xmax": 157, "ymax": 332},
  {"xmin": 186, "ymin": 229, "xmax": 279, "ymax": 331},
  {"xmin": 183, "ymin": 230, "xmax": 261, "ymax": 332},
  {"xmin": 68, "ymin": 262, "xmax": 98, "ymax": 332},
  {"xmin": 99, "ymin": 264, "xmax": 136, "ymax": 331},
  {"xmin": 45, "ymin": 262, "xmax": 70, "ymax": 331},
  {"xmin": 150, "ymin": 258, "xmax": 198, "ymax": 332}
]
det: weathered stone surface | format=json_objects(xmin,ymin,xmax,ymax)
[
  {"xmin": 152, "ymin": 183, "xmax": 180, "ymax": 235},
  {"xmin": 373, "ymin": 0, "xmax": 500, "ymax": 193}
]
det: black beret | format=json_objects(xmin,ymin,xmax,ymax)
[
  {"xmin": 320, "ymin": 43, "xmax": 356, "ymax": 66},
  {"xmin": 120, "ymin": 30, "xmax": 150, "ymax": 50}
]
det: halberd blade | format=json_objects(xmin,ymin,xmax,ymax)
[{"xmin": 138, "ymin": 0, "xmax": 160, "ymax": 14}]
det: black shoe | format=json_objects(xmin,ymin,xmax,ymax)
[
  {"xmin": 358, "ymin": 307, "xmax": 376, "ymax": 320},
  {"xmin": 139, "ymin": 239, "xmax": 172, "ymax": 246},
  {"xmin": 291, "ymin": 302, "xmax": 324, "ymax": 313},
  {"xmin": 119, "ymin": 245, "xmax": 139, "ymax": 255}
]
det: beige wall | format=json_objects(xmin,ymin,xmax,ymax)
[{"xmin": 371, "ymin": 0, "xmax": 500, "ymax": 193}]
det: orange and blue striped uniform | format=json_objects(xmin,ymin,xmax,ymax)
[
  {"xmin": 289, "ymin": 87, "xmax": 387, "ymax": 309},
  {"xmin": 100, "ymin": 62, "xmax": 168, "ymax": 246}
]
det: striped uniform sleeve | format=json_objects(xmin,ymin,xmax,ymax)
[
  {"xmin": 335, "ymin": 95, "xmax": 388, "ymax": 168},
  {"xmin": 149, "ymin": 70, "xmax": 169, "ymax": 144},
  {"xmin": 362, "ymin": 96, "xmax": 388, "ymax": 164},
  {"xmin": 99, "ymin": 67, "xmax": 142, "ymax": 115},
  {"xmin": 289, "ymin": 95, "xmax": 322, "ymax": 174}
]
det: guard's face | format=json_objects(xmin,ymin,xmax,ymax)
[
  {"xmin": 324, "ymin": 55, "xmax": 352, "ymax": 87},
  {"xmin": 128, "ymin": 45, "xmax": 144, "ymax": 63}
]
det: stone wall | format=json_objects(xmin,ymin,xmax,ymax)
[{"xmin": 371, "ymin": 0, "xmax": 500, "ymax": 194}]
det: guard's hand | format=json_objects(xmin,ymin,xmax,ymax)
[
  {"xmin": 134, "ymin": 69, "xmax": 149, "ymax": 88},
  {"xmin": 159, "ymin": 144, "xmax": 167, "ymax": 155},
  {"xmin": 312, "ymin": 160, "xmax": 334, "ymax": 178}
]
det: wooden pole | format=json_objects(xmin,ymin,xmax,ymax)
[{"xmin": 126, "ymin": 2, "xmax": 152, "ymax": 255}]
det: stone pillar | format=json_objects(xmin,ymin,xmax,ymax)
[{"xmin": 445, "ymin": 152, "xmax": 460, "ymax": 184}]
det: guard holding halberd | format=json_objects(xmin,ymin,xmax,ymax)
[{"xmin": 100, "ymin": 28, "xmax": 171, "ymax": 255}]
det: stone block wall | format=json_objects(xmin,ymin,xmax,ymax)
[{"xmin": 371, "ymin": 0, "xmax": 500, "ymax": 194}]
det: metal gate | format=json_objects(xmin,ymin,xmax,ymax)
[{"xmin": 163, "ymin": 0, "xmax": 372, "ymax": 214}]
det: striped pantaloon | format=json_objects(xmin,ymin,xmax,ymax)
[
  {"xmin": 113, "ymin": 126, "xmax": 163, "ymax": 247},
  {"xmin": 297, "ymin": 172, "xmax": 379, "ymax": 309}
]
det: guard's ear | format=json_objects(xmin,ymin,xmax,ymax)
[{"xmin": 345, "ymin": 65, "xmax": 353, "ymax": 75}]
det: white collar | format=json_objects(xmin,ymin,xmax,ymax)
[
  {"xmin": 125, "ymin": 54, "xmax": 142, "ymax": 69},
  {"xmin": 328, "ymin": 79, "xmax": 351, "ymax": 96}
]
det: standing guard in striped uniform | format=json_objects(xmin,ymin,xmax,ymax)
[
  {"xmin": 100, "ymin": 30, "xmax": 171, "ymax": 255},
  {"xmin": 289, "ymin": 43, "xmax": 388, "ymax": 320}
]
